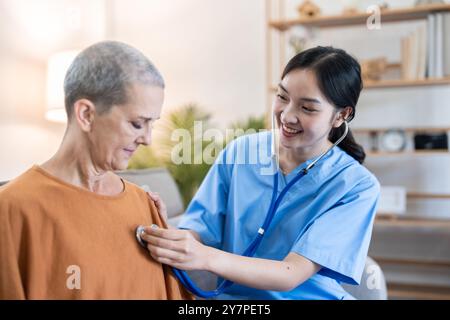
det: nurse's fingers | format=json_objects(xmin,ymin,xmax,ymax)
[
  {"xmin": 153, "ymin": 256, "xmax": 180, "ymax": 268},
  {"xmin": 147, "ymin": 244, "xmax": 181, "ymax": 262},
  {"xmin": 147, "ymin": 191, "xmax": 161, "ymax": 207},
  {"xmin": 144, "ymin": 226, "xmax": 186, "ymax": 240},
  {"xmin": 146, "ymin": 191, "xmax": 169, "ymax": 224},
  {"xmin": 142, "ymin": 234, "xmax": 185, "ymax": 252}
]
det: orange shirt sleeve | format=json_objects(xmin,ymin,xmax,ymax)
[
  {"xmin": 0, "ymin": 197, "xmax": 26, "ymax": 299},
  {"xmin": 146, "ymin": 196, "xmax": 194, "ymax": 300}
]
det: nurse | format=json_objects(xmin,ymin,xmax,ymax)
[{"xmin": 142, "ymin": 46, "xmax": 380, "ymax": 299}]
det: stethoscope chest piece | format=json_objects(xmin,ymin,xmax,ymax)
[{"xmin": 135, "ymin": 225, "xmax": 147, "ymax": 248}]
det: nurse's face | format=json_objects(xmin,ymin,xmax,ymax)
[{"xmin": 273, "ymin": 68, "xmax": 338, "ymax": 153}]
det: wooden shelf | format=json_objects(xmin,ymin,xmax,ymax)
[
  {"xmin": 364, "ymin": 77, "xmax": 450, "ymax": 89},
  {"xmin": 372, "ymin": 256, "xmax": 450, "ymax": 268},
  {"xmin": 387, "ymin": 282, "xmax": 450, "ymax": 300},
  {"xmin": 340, "ymin": 125, "xmax": 448, "ymax": 156},
  {"xmin": 269, "ymin": 77, "xmax": 450, "ymax": 92},
  {"xmin": 353, "ymin": 127, "xmax": 450, "ymax": 134},
  {"xmin": 269, "ymin": 3, "xmax": 450, "ymax": 30},
  {"xmin": 407, "ymin": 192, "xmax": 450, "ymax": 199},
  {"xmin": 375, "ymin": 214, "xmax": 450, "ymax": 229},
  {"xmin": 366, "ymin": 150, "xmax": 449, "ymax": 157}
]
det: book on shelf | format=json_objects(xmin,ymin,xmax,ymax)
[
  {"xmin": 402, "ymin": 23, "xmax": 427, "ymax": 80},
  {"xmin": 444, "ymin": 13, "xmax": 450, "ymax": 77},
  {"xmin": 417, "ymin": 25, "xmax": 427, "ymax": 80},
  {"xmin": 426, "ymin": 14, "xmax": 435, "ymax": 79},
  {"xmin": 435, "ymin": 13, "xmax": 443, "ymax": 78},
  {"xmin": 426, "ymin": 13, "xmax": 450, "ymax": 78},
  {"xmin": 403, "ymin": 12, "xmax": 450, "ymax": 80}
]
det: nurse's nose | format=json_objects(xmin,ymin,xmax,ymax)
[{"xmin": 280, "ymin": 108, "xmax": 299, "ymax": 124}]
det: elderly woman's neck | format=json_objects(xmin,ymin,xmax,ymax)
[{"xmin": 40, "ymin": 133, "xmax": 123, "ymax": 195}]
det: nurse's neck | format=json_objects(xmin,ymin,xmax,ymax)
[{"xmin": 279, "ymin": 139, "xmax": 333, "ymax": 175}]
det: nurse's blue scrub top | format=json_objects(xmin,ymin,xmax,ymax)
[{"xmin": 178, "ymin": 131, "xmax": 380, "ymax": 300}]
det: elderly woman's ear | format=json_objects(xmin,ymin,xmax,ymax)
[{"xmin": 73, "ymin": 99, "xmax": 96, "ymax": 132}]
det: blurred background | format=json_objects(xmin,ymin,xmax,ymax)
[{"xmin": 0, "ymin": 0, "xmax": 449, "ymax": 299}]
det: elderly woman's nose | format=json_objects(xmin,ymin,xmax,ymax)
[
  {"xmin": 137, "ymin": 127, "xmax": 152, "ymax": 145},
  {"xmin": 142, "ymin": 127, "xmax": 152, "ymax": 146}
]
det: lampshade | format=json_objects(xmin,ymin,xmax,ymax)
[{"xmin": 45, "ymin": 50, "xmax": 79, "ymax": 123}]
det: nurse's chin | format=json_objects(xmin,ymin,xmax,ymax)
[{"xmin": 280, "ymin": 136, "xmax": 304, "ymax": 148}]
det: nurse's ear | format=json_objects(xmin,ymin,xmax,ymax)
[{"xmin": 332, "ymin": 106, "xmax": 353, "ymax": 128}]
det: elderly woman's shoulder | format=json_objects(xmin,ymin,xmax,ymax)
[
  {"xmin": 0, "ymin": 168, "xmax": 47, "ymax": 220},
  {"xmin": 0, "ymin": 167, "xmax": 39, "ymax": 201}
]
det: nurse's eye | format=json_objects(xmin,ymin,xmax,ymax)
[
  {"xmin": 302, "ymin": 106, "xmax": 316, "ymax": 113},
  {"xmin": 131, "ymin": 121, "xmax": 142, "ymax": 129},
  {"xmin": 276, "ymin": 94, "xmax": 288, "ymax": 102}
]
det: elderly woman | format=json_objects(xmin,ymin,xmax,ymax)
[{"xmin": 0, "ymin": 41, "xmax": 191, "ymax": 299}]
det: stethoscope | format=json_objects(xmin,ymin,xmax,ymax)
[{"xmin": 136, "ymin": 117, "xmax": 349, "ymax": 298}]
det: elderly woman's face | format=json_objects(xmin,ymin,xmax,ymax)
[{"xmin": 89, "ymin": 84, "xmax": 164, "ymax": 171}]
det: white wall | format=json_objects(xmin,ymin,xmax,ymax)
[
  {"xmin": 0, "ymin": 48, "xmax": 66, "ymax": 181},
  {"xmin": 109, "ymin": 0, "xmax": 267, "ymax": 128},
  {"xmin": 0, "ymin": 0, "xmax": 267, "ymax": 181},
  {"xmin": 0, "ymin": 0, "xmax": 108, "ymax": 181}
]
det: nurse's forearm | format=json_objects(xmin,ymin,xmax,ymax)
[{"xmin": 205, "ymin": 247, "xmax": 315, "ymax": 292}]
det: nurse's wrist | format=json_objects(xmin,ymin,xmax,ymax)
[{"xmin": 203, "ymin": 246, "xmax": 223, "ymax": 273}]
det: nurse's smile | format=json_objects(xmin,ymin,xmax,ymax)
[{"xmin": 281, "ymin": 123, "xmax": 303, "ymax": 138}]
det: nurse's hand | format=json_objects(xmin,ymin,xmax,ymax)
[
  {"xmin": 141, "ymin": 227, "xmax": 210, "ymax": 271},
  {"xmin": 146, "ymin": 191, "xmax": 172, "ymax": 228}
]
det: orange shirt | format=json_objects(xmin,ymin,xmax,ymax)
[{"xmin": 0, "ymin": 165, "xmax": 192, "ymax": 300}]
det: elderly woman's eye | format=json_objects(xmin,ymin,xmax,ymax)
[{"xmin": 131, "ymin": 122, "xmax": 142, "ymax": 129}]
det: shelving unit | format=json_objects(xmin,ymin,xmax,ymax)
[
  {"xmin": 269, "ymin": 3, "xmax": 450, "ymax": 30},
  {"xmin": 352, "ymin": 127, "xmax": 450, "ymax": 134},
  {"xmin": 387, "ymin": 283, "xmax": 450, "ymax": 300},
  {"xmin": 372, "ymin": 214, "xmax": 450, "ymax": 300},
  {"xmin": 353, "ymin": 126, "xmax": 450, "ymax": 157},
  {"xmin": 407, "ymin": 192, "xmax": 450, "ymax": 199},
  {"xmin": 364, "ymin": 77, "xmax": 450, "ymax": 89},
  {"xmin": 270, "ymin": 77, "xmax": 450, "ymax": 91},
  {"xmin": 375, "ymin": 214, "xmax": 450, "ymax": 228},
  {"xmin": 271, "ymin": 78, "xmax": 450, "ymax": 91},
  {"xmin": 366, "ymin": 150, "xmax": 448, "ymax": 157},
  {"xmin": 266, "ymin": 1, "xmax": 450, "ymax": 300},
  {"xmin": 265, "ymin": 2, "xmax": 450, "ymax": 119}
]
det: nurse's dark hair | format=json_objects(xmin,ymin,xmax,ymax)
[{"xmin": 281, "ymin": 46, "xmax": 366, "ymax": 164}]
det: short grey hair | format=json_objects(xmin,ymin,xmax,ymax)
[{"xmin": 64, "ymin": 41, "xmax": 165, "ymax": 119}]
